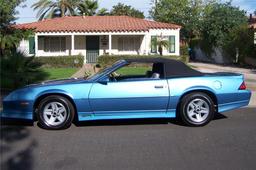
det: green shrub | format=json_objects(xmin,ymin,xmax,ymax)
[
  {"xmin": 180, "ymin": 45, "xmax": 189, "ymax": 55},
  {"xmin": 0, "ymin": 51, "xmax": 48, "ymax": 89},
  {"xmin": 34, "ymin": 55, "xmax": 84, "ymax": 68},
  {"xmin": 97, "ymin": 55, "xmax": 189, "ymax": 68}
]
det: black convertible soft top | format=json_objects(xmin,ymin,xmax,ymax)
[{"xmin": 125, "ymin": 57, "xmax": 203, "ymax": 78}]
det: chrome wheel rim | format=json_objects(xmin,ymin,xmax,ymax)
[
  {"xmin": 43, "ymin": 102, "xmax": 67, "ymax": 126},
  {"xmin": 187, "ymin": 98, "xmax": 210, "ymax": 123}
]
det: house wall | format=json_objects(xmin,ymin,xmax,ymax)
[
  {"xmin": 99, "ymin": 35, "xmax": 109, "ymax": 55},
  {"xmin": 17, "ymin": 39, "xmax": 30, "ymax": 56},
  {"xmin": 73, "ymin": 35, "xmax": 86, "ymax": 56},
  {"xmin": 193, "ymin": 46, "xmax": 232, "ymax": 64}
]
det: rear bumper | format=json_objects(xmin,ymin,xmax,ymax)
[{"xmin": 218, "ymin": 90, "xmax": 251, "ymax": 113}]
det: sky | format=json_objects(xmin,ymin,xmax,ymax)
[{"xmin": 15, "ymin": 0, "xmax": 256, "ymax": 24}]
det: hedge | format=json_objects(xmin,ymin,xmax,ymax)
[
  {"xmin": 180, "ymin": 45, "xmax": 189, "ymax": 55},
  {"xmin": 97, "ymin": 55, "xmax": 189, "ymax": 68},
  {"xmin": 34, "ymin": 55, "xmax": 84, "ymax": 68}
]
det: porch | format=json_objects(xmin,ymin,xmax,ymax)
[{"xmin": 33, "ymin": 33, "xmax": 146, "ymax": 63}]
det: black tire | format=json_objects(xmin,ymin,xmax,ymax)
[
  {"xmin": 37, "ymin": 95, "xmax": 75, "ymax": 130},
  {"xmin": 179, "ymin": 92, "xmax": 215, "ymax": 126}
]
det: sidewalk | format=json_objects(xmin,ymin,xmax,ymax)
[
  {"xmin": 190, "ymin": 62, "xmax": 256, "ymax": 80},
  {"xmin": 249, "ymin": 92, "xmax": 256, "ymax": 107},
  {"xmin": 71, "ymin": 64, "xmax": 94, "ymax": 78}
]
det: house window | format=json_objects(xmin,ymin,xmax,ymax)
[
  {"xmin": 151, "ymin": 36, "xmax": 157, "ymax": 53},
  {"xmin": 169, "ymin": 36, "xmax": 175, "ymax": 53},
  {"xmin": 118, "ymin": 36, "xmax": 140, "ymax": 52},
  {"xmin": 28, "ymin": 36, "xmax": 35, "ymax": 54},
  {"xmin": 44, "ymin": 36, "xmax": 66, "ymax": 52}
]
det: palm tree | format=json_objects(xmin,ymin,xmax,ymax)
[
  {"xmin": 77, "ymin": 0, "xmax": 98, "ymax": 16},
  {"xmin": 32, "ymin": 0, "xmax": 76, "ymax": 20},
  {"xmin": 157, "ymin": 39, "xmax": 169, "ymax": 56},
  {"xmin": 97, "ymin": 8, "xmax": 109, "ymax": 16},
  {"xmin": 151, "ymin": 36, "xmax": 169, "ymax": 56},
  {"xmin": 0, "ymin": 28, "xmax": 32, "ymax": 56},
  {"xmin": 1, "ymin": 51, "xmax": 48, "ymax": 89}
]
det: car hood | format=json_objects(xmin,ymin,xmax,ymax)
[
  {"xmin": 27, "ymin": 78, "xmax": 90, "ymax": 88},
  {"xmin": 4, "ymin": 78, "xmax": 92, "ymax": 101}
]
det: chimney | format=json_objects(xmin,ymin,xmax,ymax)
[{"xmin": 82, "ymin": 13, "xmax": 86, "ymax": 18}]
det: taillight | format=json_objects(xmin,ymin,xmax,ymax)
[{"xmin": 238, "ymin": 81, "xmax": 246, "ymax": 90}]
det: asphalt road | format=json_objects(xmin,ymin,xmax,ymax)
[{"xmin": 1, "ymin": 107, "xmax": 256, "ymax": 170}]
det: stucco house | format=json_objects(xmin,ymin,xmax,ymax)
[{"xmin": 16, "ymin": 16, "xmax": 181, "ymax": 63}]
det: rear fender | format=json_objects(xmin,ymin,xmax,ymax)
[
  {"xmin": 182, "ymin": 86, "xmax": 216, "ymax": 96},
  {"xmin": 168, "ymin": 86, "xmax": 217, "ymax": 112}
]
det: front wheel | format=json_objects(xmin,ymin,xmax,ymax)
[
  {"xmin": 179, "ymin": 92, "xmax": 215, "ymax": 126},
  {"xmin": 37, "ymin": 95, "xmax": 75, "ymax": 130}
]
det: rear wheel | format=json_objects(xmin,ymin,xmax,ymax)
[
  {"xmin": 37, "ymin": 95, "xmax": 75, "ymax": 130},
  {"xmin": 179, "ymin": 92, "xmax": 215, "ymax": 126}
]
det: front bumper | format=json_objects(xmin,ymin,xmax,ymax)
[{"xmin": 1, "ymin": 100, "xmax": 34, "ymax": 120}]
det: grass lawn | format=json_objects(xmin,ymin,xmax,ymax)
[
  {"xmin": 116, "ymin": 66, "xmax": 151, "ymax": 75},
  {"xmin": 43, "ymin": 68, "xmax": 79, "ymax": 80}
]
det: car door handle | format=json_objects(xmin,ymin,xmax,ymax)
[{"xmin": 154, "ymin": 85, "xmax": 164, "ymax": 89}]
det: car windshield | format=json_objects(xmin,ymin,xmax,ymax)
[{"xmin": 87, "ymin": 60, "xmax": 126, "ymax": 81}]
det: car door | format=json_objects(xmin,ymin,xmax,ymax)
[{"xmin": 89, "ymin": 79, "xmax": 170, "ymax": 116}]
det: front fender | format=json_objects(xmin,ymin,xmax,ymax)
[{"xmin": 35, "ymin": 89, "xmax": 74, "ymax": 100}]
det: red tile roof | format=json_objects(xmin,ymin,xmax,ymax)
[{"xmin": 15, "ymin": 16, "xmax": 181, "ymax": 33}]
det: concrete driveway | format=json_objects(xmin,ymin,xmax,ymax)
[{"xmin": 1, "ymin": 106, "xmax": 256, "ymax": 170}]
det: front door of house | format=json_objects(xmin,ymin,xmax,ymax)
[{"xmin": 86, "ymin": 36, "xmax": 99, "ymax": 63}]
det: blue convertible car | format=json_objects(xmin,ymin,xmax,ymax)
[{"xmin": 1, "ymin": 58, "xmax": 251, "ymax": 129}]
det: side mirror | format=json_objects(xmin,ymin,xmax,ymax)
[
  {"xmin": 97, "ymin": 80, "xmax": 108, "ymax": 85},
  {"xmin": 97, "ymin": 77, "xmax": 109, "ymax": 85}
]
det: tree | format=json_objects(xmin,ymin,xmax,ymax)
[
  {"xmin": 97, "ymin": 8, "xmax": 109, "ymax": 16},
  {"xmin": 32, "ymin": 0, "xmax": 77, "ymax": 20},
  {"xmin": 201, "ymin": 2, "xmax": 248, "ymax": 48},
  {"xmin": 157, "ymin": 39, "xmax": 169, "ymax": 56},
  {"xmin": 110, "ymin": 3, "xmax": 145, "ymax": 18},
  {"xmin": 77, "ymin": 0, "xmax": 98, "ymax": 16},
  {"xmin": 254, "ymin": 9, "xmax": 256, "ymax": 16},
  {"xmin": 223, "ymin": 25, "xmax": 256, "ymax": 63},
  {"xmin": 0, "ymin": 0, "xmax": 49, "ymax": 88},
  {"xmin": 150, "ymin": 0, "xmax": 207, "ymax": 43},
  {"xmin": 0, "ymin": 0, "xmax": 33, "ymax": 56}
]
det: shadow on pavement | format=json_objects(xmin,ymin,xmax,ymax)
[
  {"xmin": 74, "ymin": 113, "xmax": 227, "ymax": 127},
  {"xmin": 0, "ymin": 118, "xmax": 37, "ymax": 170},
  {"xmin": 74, "ymin": 118, "xmax": 170, "ymax": 127},
  {"xmin": 1, "ymin": 112, "xmax": 228, "ymax": 129},
  {"xmin": 214, "ymin": 113, "xmax": 228, "ymax": 120},
  {"xmin": 1, "ymin": 118, "xmax": 34, "ymax": 126}
]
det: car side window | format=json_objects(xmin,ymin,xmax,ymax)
[{"xmin": 108, "ymin": 62, "xmax": 164, "ymax": 82}]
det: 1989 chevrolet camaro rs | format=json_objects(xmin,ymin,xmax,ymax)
[{"xmin": 1, "ymin": 58, "xmax": 251, "ymax": 129}]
